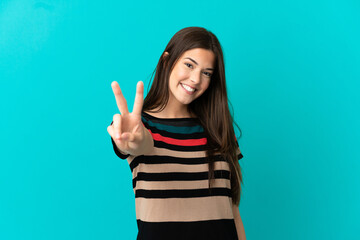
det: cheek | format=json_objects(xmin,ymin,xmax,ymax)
[
  {"xmin": 201, "ymin": 80, "xmax": 211, "ymax": 91},
  {"xmin": 175, "ymin": 67, "xmax": 189, "ymax": 79},
  {"xmin": 169, "ymin": 67, "xmax": 187, "ymax": 86}
]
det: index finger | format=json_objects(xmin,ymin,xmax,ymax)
[
  {"xmin": 132, "ymin": 81, "xmax": 144, "ymax": 115},
  {"xmin": 111, "ymin": 81, "xmax": 129, "ymax": 115}
]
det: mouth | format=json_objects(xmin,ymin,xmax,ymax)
[{"xmin": 180, "ymin": 83, "xmax": 196, "ymax": 94}]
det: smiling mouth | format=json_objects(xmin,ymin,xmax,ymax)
[{"xmin": 181, "ymin": 83, "xmax": 196, "ymax": 93}]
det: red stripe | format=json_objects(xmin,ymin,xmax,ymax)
[{"xmin": 148, "ymin": 129, "xmax": 207, "ymax": 146}]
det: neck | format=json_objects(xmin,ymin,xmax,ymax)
[
  {"xmin": 164, "ymin": 95, "xmax": 195, "ymax": 118},
  {"xmin": 149, "ymin": 102, "xmax": 195, "ymax": 119},
  {"xmin": 148, "ymin": 106, "xmax": 193, "ymax": 118}
]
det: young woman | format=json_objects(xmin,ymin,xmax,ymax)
[{"xmin": 107, "ymin": 27, "xmax": 246, "ymax": 240}]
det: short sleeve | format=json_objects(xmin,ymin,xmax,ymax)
[{"xmin": 110, "ymin": 121, "xmax": 130, "ymax": 160}]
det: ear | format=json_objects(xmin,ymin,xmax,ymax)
[
  {"xmin": 163, "ymin": 51, "xmax": 169, "ymax": 58},
  {"xmin": 162, "ymin": 51, "xmax": 170, "ymax": 67}
]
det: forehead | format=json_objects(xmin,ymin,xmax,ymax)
[{"xmin": 181, "ymin": 48, "xmax": 215, "ymax": 68}]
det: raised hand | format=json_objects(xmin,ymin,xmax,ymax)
[{"xmin": 107, "ymin": 81, "xmax": 153, "ymax": 156}]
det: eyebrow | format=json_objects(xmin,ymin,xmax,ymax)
[{"xmin": 184, "ymin": 57, "xmax": 214, "ymax": 71}]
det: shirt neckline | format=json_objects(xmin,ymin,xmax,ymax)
[{"xmin": 142, "ymin": 111, "xmax": 198, "ymax": 121}]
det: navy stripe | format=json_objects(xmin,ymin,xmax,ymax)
[
  {"xmin": 154, "ymin": 141, "xmax": 207, "ymax": 152},
  {"xmin": 132, "ymin": 170, "xmax": 230, "ymax": 188},
  {"xmin": 135, "ymin": 187, "xmax": 231, "ymax": 198},
  {"xmin": 143, "ymin": 121, "xmax": 206, "ymax": 139},
  {"xmin": 141, "ymin": 115, "xmax": 204, "ymax": 134},
  {"xmin": 142, "ymin": 112, "xmax": 200, "ymax": 127},
  {"xmin": 136, "ymin": 170, "xmax": 230, "ymax": 181},
  {"xmin": 136, "ymin": 219, "xmax": 238, "ymax": 240}
]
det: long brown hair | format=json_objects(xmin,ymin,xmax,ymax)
[{"xmin": 143, "ymin": 26, "xmax": 244, "ymax": 205}]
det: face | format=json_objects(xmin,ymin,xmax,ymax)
[{"xmin": 166, "ymin": 48, "xmax": 215, "ymax": 108}]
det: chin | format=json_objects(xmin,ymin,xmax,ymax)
[{"xmin": 180, "ymin": 100, "xmax": 193, "ymax": 105}]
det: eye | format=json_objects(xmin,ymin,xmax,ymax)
[
  {"xmin": 203, "ymin": 71, "xmax": 212, "ymax": 77},
  {"xmin": 185, "ymin": 63, "xmax": 193, "ymax": 68}
]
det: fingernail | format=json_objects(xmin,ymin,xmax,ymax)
[{"xmin": 116, "ymin": 133, "xmax": 120, "ymax": 139}]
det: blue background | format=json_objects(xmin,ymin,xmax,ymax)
[{"xmin": 1, "ymin": 0, "xmax": 359, "ymax": 239}]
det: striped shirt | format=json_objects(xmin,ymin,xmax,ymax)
[{"xmin": 111, "ymin": 111, "xmax": 243, "ymax": 240}]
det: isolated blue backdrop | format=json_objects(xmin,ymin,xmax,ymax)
[{"xmin": 1, "ymin": 0, "xmax": 359, "ymax": 239}]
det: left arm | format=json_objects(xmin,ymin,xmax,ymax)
[{"xmin": 232, "ymin": 203, "xmax": 246, "ymax": 240}]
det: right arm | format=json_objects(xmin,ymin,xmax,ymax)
[{"xmin": 107, "ymin": 81, "xmax": 154, "ymax": 157}]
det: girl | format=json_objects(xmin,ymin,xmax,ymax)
[{"xmin": 107, "ymin": 26, "xmax": 246, "ymax": 240}]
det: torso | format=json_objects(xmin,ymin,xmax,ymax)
[{"xmin": 111, "ymin": 111, "xmax": 242, "ymax": 239}]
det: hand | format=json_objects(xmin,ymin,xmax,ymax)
[{"xmin": 107, "ymin": 81, "xmax": 150, "ymax": 156}]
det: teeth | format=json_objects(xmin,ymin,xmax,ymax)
[{"xmin": 181, "ymin": 83, "xmax": 195, "ymax": 92}]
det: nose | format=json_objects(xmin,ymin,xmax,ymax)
[{"xmin": 190, "ymin": 71, "xmax": 201, "ymax": 84}]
